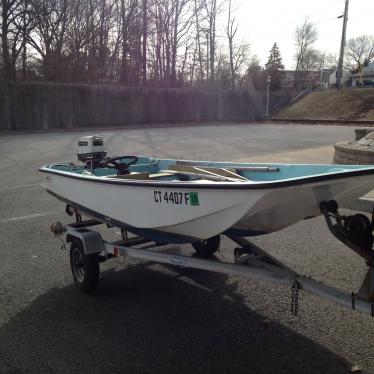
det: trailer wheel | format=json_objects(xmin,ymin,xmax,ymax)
[
  {"xmin": 69, "ymin": 239, "xmax": 99, "ymax": 293},
  {"xmin": 192, "ymin": 235, "xmax": 220, "ymax": 257}
]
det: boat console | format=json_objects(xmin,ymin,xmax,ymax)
[{"xmin": 77, "ymin": 135, "xmax": 141, "ymax": 176}]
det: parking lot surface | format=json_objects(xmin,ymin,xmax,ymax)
[{"xmin": 1, "ymin": 123, "xmax": 373, "ymax": 374}]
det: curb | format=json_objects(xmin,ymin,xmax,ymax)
[
  {"xmin": 2, "ymin": 120, "xmax": 374, "ymax": 135},
  {"xmin": 0, "ymin": 121, "xmax": 265, "ymax": 135},
  {"xmin": 269, "ymin": 118, "xmax": 374, "ymax": 126}
]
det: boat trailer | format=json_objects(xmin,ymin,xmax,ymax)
[{"xmin": 50, "ymin": 200, "xmax": 374, "ymax": 317}]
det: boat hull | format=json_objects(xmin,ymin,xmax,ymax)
[
  {"xmin": 234, "ymin": 173, "xmax": 373, "ymax": 234},
  {"xmin": 41, "ymin": 170, "xmax": 374, "ymax": 242}
]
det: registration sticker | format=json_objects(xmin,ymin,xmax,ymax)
[
  {"xmin": 153, "ymin": 191, "xmax": 200, "ymax": 206},
  {"xmin": 189, "ymin": 192, "xmax": 199, "ymax": 206}
]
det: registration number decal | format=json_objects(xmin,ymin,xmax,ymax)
[{"xmin": 153, "ymin": 191, "xmax": 200, "ymax": 206}]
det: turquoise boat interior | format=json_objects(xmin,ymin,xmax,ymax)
[{"xmin": 45, "ymin": 155, "xmax": 374, "ymax": 182}]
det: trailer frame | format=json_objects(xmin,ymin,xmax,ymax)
[{"xmin": 52, "ymin": 201, "xmax": 374, "ymax": 317}]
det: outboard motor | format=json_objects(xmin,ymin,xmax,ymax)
[
  {"xmin": 77, "ymin": 135, "xmax": 107, "ymax": 163},
  {"xmin": 77, "ymin": 135, "xmax": 138, "ymax": 175}
]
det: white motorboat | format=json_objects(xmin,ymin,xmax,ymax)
[
  {"xmin": 39, "ymin": 135, "xmax": 374, "ymax": 243},
  {"xmin": 42, "ymin": 136, "xmax": 374, "ymax": 315}
]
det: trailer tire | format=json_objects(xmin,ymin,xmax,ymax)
[
  {"xmin": 192, "ymin": 235, "xmax": 220, "ymax": 257},
  {"xmin": 70, "ymin": 239, "xmax": 99, "ymax": 293}
]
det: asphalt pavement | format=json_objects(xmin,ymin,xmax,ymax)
[{"xmin": 1, "ymin": 123, "xmax": 374, "ymax": 374}]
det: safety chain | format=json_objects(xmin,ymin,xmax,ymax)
[
  {"xmin": 55, "ymin": 235, "xmax": 67, "ymax": 252},
  {"xmin": 60, "ymin": 240, "xmax": 67, "ymax": 251},
  {"xmin": 290, "ymin": 279, "xmax": 300, "ymax": 316}
]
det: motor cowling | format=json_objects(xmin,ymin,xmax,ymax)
[{"xmin": 77, "ymin": 135, "xmax": 107, "ymax": 162}]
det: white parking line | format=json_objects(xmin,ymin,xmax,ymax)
[
  {"xmin": 0, "ymin": 212, "xmax": 53, "ymax": 223},
  {"xmin": 0, "ymin": 183, "xmax": 41, "ymax": 191}
]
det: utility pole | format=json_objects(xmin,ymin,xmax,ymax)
[
  {"xmin": 266, "ymin": 75, "xmax": 271, "ymax": 117},
  {"xmin": 206, "ymin": 33, "xmax": 209, "ymax": 83},
  {"xmin": 142, "ymin": 0, "xmax": 148, "ymax": 86},
  {"xmin": 337, "ymin": 0, "xmax": 349, "ymax": 90}
]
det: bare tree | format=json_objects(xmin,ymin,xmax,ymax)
[
  {"xmin": 214, "ymin": 50, "xmax": 230, "ymax": 88},
  {"xmin": 146, "ymin": 0, "xmax": 194, "ymax": 87},
  {"xmin": 18, "ymin": 0, "xmax": 33, "ymax": 80},
  {"xmin": 346, "ymin": 34, "xmax": 374, "ymax": 73},
  {"xmin": 294, "ymin": 19, "xmax": 318, "ymax": 88},
  {"xmin": 171, "ymin": 0, "xmax": 194, "ymax": 86},
  {"xmin": 0, "ymin": 0, "xmax": 254, "ymax": 87},
  {"xmin": 63, "ymin": 0, "xmax": 92, "ymax": 82},
  {"xmin": 193, "ymin": 0, "xmax": 204, "ymax": 81},
  {"xmin": 142, "ymin": 0, "xmax": 147, "ymax": 85},
  {"xmin": 1, "ymin": 0, "xmax": 31, "ymax": 80},
  {"xmin": 1, "ymin": 0, "xmax": 16, "ymax": 79},
  {"xmin": 240, "ymin": 56, "xmax": 263, "ymax": 90},
  {"xmin": 322, "ymin": 52, "xmax": 338, "ymax": 70},
  {"xmin": 223, "ymin": 0, "xmax": 248, "ymax": 89},
  {"xmin": 201, "ymin": 0, "xmax": 223, "ymax": 83},
  {"xmin": 224, "ymin": 0, "xmax": 235, "ymax": 88},
  {"xmin": 27, "ymin": 0, "xmax": 72, "ymax": 81},
  {"xmin": 119, "ymin": 0, "xmax": 138, "ymax": 84}
]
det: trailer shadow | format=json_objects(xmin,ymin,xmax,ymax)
[{"xmin": 0, "ymin": 262, "xmax": 350, "ymax": 374}]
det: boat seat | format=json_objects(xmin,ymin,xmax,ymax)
[
  {"xmin": 168, "ymin": 164, "xmax": 247, "ymax": 181},
  {"xmin": 108, "ymin": 172, "xmax": 150, "ymax": 180},
  {"xmin": 107, "ymin": 172, "xmax": 176, "ymax": 180}
]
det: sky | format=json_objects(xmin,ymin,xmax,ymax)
[{"xmin": 226, "ymin": 0, "xmax": 374, "ymax": 69}]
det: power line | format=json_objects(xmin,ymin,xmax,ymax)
[
  {"xmin": 313, "ymin": 16, "xmax": 339, "ymax": 26},
  {"xmin": 289, "ymin": 1, "xmax": 342, "ymax": 25}
]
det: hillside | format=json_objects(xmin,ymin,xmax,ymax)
[{"xmin": 274, "ymin": 88, "xmax": 374, "ymax": 121}]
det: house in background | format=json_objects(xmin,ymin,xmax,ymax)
[
  {"xmin": 319, "ymin": 69, "xmax": 335, "ymax": 88},
  {"xmin": 328, "ymin": 70, "xmax": 350, "ymax": 88},
  {"xmin": 280, "ymin": 70, "xmax": 332, "ymax": 90},
  {"xmin": 351, "ymin": 63, "xmax": 374, "ymax": 87}
]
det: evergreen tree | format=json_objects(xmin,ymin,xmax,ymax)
[{"xmin": 265, "ymin": 43, "xmax": 285, "ymax": 90}]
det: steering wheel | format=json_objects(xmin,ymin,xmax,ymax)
[{"xmin": 103, "ymin": 156, "xmax": 139, "ymax": 174}]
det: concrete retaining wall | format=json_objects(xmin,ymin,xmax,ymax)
[
  {"xmin": 334, "ymin": 139, "xmax": 374, "ymax": 164},
  {"xmin": 0, "ymin": 81, "xmax": 265, "ymax": 131}
]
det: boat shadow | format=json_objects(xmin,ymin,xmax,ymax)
[{"xmin": 0, "ymin": 261, "xmax": 350, "ymax": 374}]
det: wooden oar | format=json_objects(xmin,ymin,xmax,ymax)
[
  {"xmin": 161, "ymin": 169, "xmax": 246, "ymax": 182},
  {"xmin": 175, "ymin": 161, "xmax": 279, "ymax": 172},
  {"xmin": 168, "ymin": 164, "xmax": 246, "ymax": 181},
  {"xmin": 195, "ymin": 166, "xmax": 248, "ymax": 181}
]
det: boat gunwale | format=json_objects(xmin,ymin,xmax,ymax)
[{"xmin": 38, "ymin": 165, "xmax": 374, "ymax": 190}]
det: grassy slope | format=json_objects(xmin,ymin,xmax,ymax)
[{"xmin": 274, "ymin": 88, "xmax": 374, "ymax": 121}]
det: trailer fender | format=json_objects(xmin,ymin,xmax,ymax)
[{"xmin": 66, "ymin": 229, "xmax": 105, "ymax": 255}]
